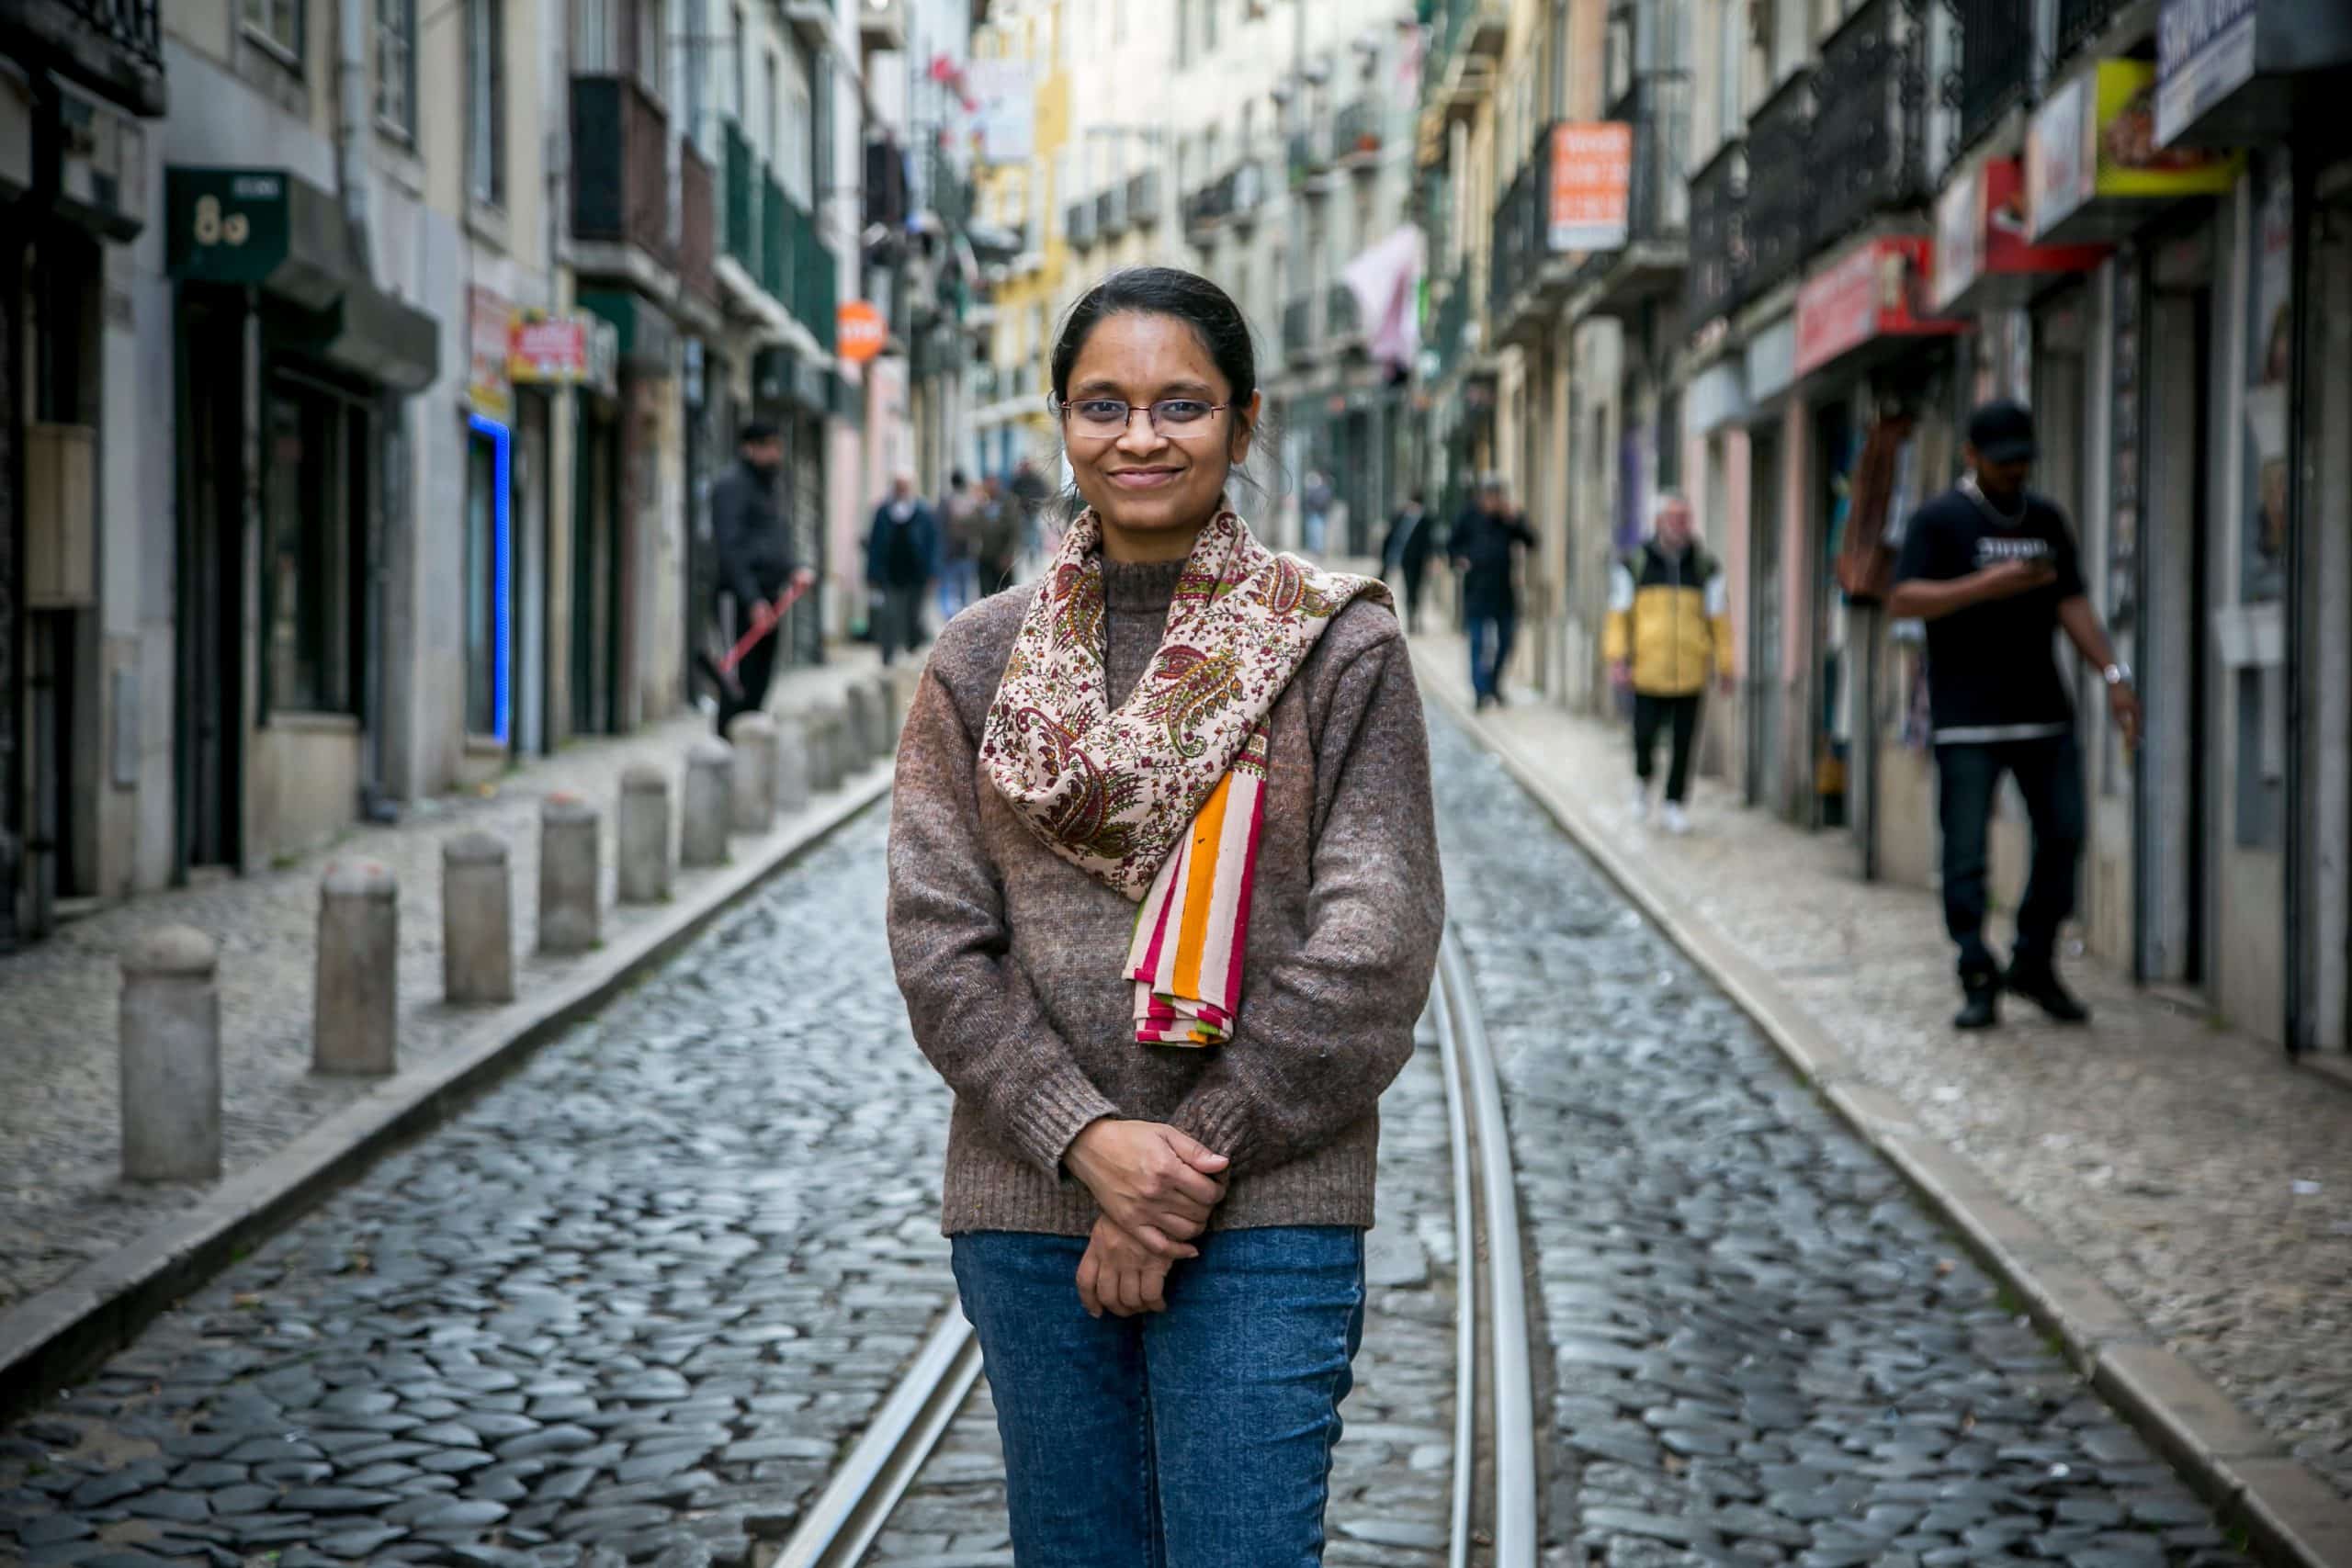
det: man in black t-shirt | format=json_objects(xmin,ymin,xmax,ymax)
[{"xmin": 1889, "ymin": 400, "xmax": 2142, "ymax": 1031}]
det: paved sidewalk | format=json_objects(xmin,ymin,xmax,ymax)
[
  {"xmin": 1411, "ymin": 637, "xmax": 2352, "ymax": 1536},
  {"xmin": 0, "ymin": 653, "xmax": 895, "ymax": 1325}
]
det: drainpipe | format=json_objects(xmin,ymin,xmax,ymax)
[{"xmin": 336, "ymin": 0, "xmax": 398, "ymax": 821}]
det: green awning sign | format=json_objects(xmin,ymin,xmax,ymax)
[{"xmin": 166, "ymin": 168, "xmax": 293, "ymax": 287}]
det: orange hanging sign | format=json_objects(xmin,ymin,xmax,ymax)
[{"xmin": 837, "ymin": 299, "xmax": 887, "ymax": 363}]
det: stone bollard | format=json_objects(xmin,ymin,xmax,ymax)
[
  {"xmin": 442, "ymin": 831, "xmax": 515, "ymax": 1005},
  {"xmin": 618, "ymin": 763, "xmax": 673, "ymax": 904},
  {"xmin": 538, "ymin": 793, "xmax": 602, "ymax": 954},
  {"xmin": 876, "ymin": 671, "xmax": 903, "ymax": 750},
  {"xmin": 812, "ymin": 704, "xmax": 850, "ymax": 793},
  {"xmin": 773, "ymin": 714, "xmax": 813, "ymax": 816},
  {"xmin": 844, "ymin": 681, "xmax": 883, "ymax": 763},
  {"xmin": 727, "ymin": 714, "xmax": 778, "ymax": 834},
  {"xmin": 119, "ymin": 926, "xmax": 222, "ymax": 1182},
  {"xmin": 314, "ymin": 861, "xmax": 398, "ymax": 1075},
  {"xmin": 682, "ymin": 739, "xmax": 733, "ymax": 867}
]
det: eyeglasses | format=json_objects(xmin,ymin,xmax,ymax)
[{"xmin": 1055, "ymin": 397, "xmax": 1233, "ymax": 439}]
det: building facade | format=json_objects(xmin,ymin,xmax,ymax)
[{"xmin": 1425, "ymin": 0, "xmax": 2352, "ymax": 1056}]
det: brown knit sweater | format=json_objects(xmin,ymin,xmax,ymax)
[{"xmin": 887, "ymin": 558, "xmax": 1445, "ymax": 1236}]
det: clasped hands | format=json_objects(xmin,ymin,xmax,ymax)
[{"xmin": 1064, "ymin": 1119, "xmax": 1230, "ymax": 1320}]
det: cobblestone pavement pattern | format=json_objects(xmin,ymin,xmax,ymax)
[
  {"xmin": 0, "ymin": 715, "xmax": 2252, "ymax": 1566},
  {"xmin": 1, "ymin": 656, "xmax": 879, "ymax": 1314},
  {"xmin": 865, "ymin": 1032, "xmax": 1464, "ymax": 1568},
  {"xmin": 1427, "ymin": 718, "xmax": 2245, "ymax": 1567},
  {"xmin": 0, "ymin": 812, "xmax": 952, "ymax": 1568}
]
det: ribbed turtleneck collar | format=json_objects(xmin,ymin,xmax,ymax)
[{"xmin": 1101, "ymin": 558, "xmax": 1186, "ymax": 614}]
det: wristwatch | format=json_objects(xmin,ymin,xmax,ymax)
[{"xmin": 2102, "ymin": 662, "xmax": 2133, "ymax": 687}]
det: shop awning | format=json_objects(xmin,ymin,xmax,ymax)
[
  {"xmin": 164, "ymin": 167, "xmax": 440, "ymax": 391},
  {"xmin": 579, "ymin": 288, "xmax": 678, "ymax": 378}
]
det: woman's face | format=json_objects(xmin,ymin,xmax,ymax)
[{"xmin": 1062, "ymin": 311, "xmax": 1257, "ymax": 558}]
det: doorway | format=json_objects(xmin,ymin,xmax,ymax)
[
  {"xmin": 2305, "ymin": 184, "xmax": 2352, "ymax": 1052},
  {"xmin": 174, "ymin": 292, "xmax": 246, "ymax": 876},
  {"xmin": 1809, "ymin": 400, "xmax": 1856, "ymax": 832},
  {"xmin": 1745, "ymin": 422, "xmax": 1783, "ymax": 811},
  {"xmin": 571, "ymin": 400, "xmax": 622, "ymax": 736}
]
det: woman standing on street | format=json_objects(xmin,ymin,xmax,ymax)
[{"xmin": 887, "ymin": 266, "xmax": 1445, "ymax": 1566}]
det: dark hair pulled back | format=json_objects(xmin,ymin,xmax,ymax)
[{"xmin": 1050, "ymin": 267, "xmax": 1258, "ymax": 417}]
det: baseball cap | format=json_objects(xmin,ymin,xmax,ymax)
[{"xmin": 1967, "ymin": 400, "xmax": 2038, "ymax": 465}]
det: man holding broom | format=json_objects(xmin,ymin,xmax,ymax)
[{"xmin": 709, "ymin": 422, "xmax": 814, "ymax": 737}]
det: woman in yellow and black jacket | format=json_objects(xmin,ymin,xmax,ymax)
[{"xmin": 1603, "ymin": 495, "xmax": 1734, "ymax": 832}]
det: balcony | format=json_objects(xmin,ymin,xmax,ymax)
[
  {"xmin": 1335, "ymin": 101, "xmax": 1384, "ymax": 170},
  {"xmin": 0, "ymin": 0, "xmax": 164, "ymax": 116},
  {"xmin": 1487, "ymin": 122, "xmax": 1557, "ymax": 346},
  {"xmin": 782, "ymin": 0, "xmax": 836, "ymax": 50},
  {"xmin": 1288, "ymin": 124, "xmax": 1334, "ymax": 192},
  {"xmin": 1183, "ymin": 176, "xmax": 1229, "ymax": 236},
  {"xmin": 1807, "ymin": 0, "xmax": 1928, "ymax": 254},
  {"xmin": 1128, "ymin": 170, "xmax": 1162, "ymax": 227},
  {"xmin": 1099, "ymin": 182, "xmax": 1129, "ymax": 239},
  {"xmin": 762, "ymin": 173, "xmax": 789, "ymax": 305},
  {"xmin": 1066, "ymin": 197, "xmax": 1098, "ymax": 249},
  {"xmin": 1743, "ymin": 69, "xmax": 1814, "ymax": 302},
  {"xmin": 1573, "ymin": 73, "xmax": 1692, "ymax": 319},
  {"xmin": 1430, "ymin": 267, "xmax": 1476, "ymax": 383},
  {"xmin": 1225, "ymin": 164, "xmax": 1267, "ymax": 231},
  {"xmin": 1423, "ymin": 0, "xmax": 1506, "ymax": 125},
  {"xmin": 786, "ymin": 197, "xmax": 836, "ymax": 354},
  {"xmin": 680, "ymin": 141, "xmax": 719, "ymax": 308},
  {"xmin": 859, "ymin": 0, "xmax": 905, "ymax": 51},
  {"xmin": 2055, "ymin": 0, "xmax": 2124, "ymax": 62},
  {"xmin": 571, "ymin": 75, "xmax": 677, "ymax": 276},
  {"xmin": 1950, "ymin": 0, "xmax": 2035, "ymax": 157},
  {"xmin": 1685, "ymin": 140, "xmax": 1747, "ymax": 325},
  {"xmin": 724, "ymin": 120, "xmax": 761, "ymax": 278}
]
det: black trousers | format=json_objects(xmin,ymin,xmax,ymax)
[
  {"xmin": 1934, "ymin": 734, "xmax": 2086, "ymax": 980},
  {"xmin": 715, "ymin": 577, "xmax": 785, "ymax": 739},
  {"xmin": 1633, "ymin": 693, "xmax": 1702, "ymax": 804},
  {"xmin": 1396, "ymin": 558, "xmax": 1427, "ymax": 634}
]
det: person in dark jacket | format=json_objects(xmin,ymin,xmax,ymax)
[
  {"xmin": 709, "ymin": 422, "xmax": 812, "ymax": 738},
  {"xmin": 1381, "ymin": 491, "xmax": 1435, "ymax": 634},
  {"xmin": 1449, "ymin": 474, "xmax": 1539, "ymax": 709},
  {"xmin": 867, "ymin": 473, "xmax": 940, "ymax": 664}
]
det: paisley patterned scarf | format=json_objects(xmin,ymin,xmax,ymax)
[{"xmin": 979, "ymin": 507, "xmax": 1389, "ymax": 1045}]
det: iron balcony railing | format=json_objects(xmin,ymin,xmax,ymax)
[
  {"xmin": 2055, "ymin": 0, "xmax": 2124, "ymax": 62},
  {"xmin": 1487, "ymin": 121, "xmax": 1553, "ymax": 324},
  {"xmin": 1431, "ymin": 268, "xmax": 1475, "ymax": 381},
  {"xmin": 1288, "ymin": 125, "xmax": 1333, "ymax": 187},
  {"xmin": 0, "ymin": 0, "xmax": 164, "ymax": 113},
  {"xmin": 1612, "ymin": 73, "xmax": 1691, "ymax": 244},
  {"xmin": 1743, "ymin": 68, "xmax": 1814, "ymax": 299},
  {"xmin": 786, "ymin": 197, "xmax": 836, "ymax": 354},
  {"xmin": 762, "ymin": 172, "xmax": 789, "ymax": 304},
  {"xmin": 1128, "ymin": 169, "xmax": 1161, "ymax": 225},
  {"xmin": 1098, "ymin": 183, "xmax": 1128, "ymax": 237},
  {"xmin": 1067, "ymin": 197, "xmax": 1098, "ymax": 247},
  {"xmin": 1283, "ymin": 296, "xmax": 1317, "ymax": 357},
  {"xmin": 1949, "ymin": 0, "xmax": 2033, "ymax": 161},
  {"xmin": 680, "ymin": 140, "xmax": 718, "ymax": 306},
  {"xmin": 571, "ymin": 75, "xmax": 676, "ymax": 269},
  {"xmin": 1686, "ymin": 139, "xmax": 1748, "ymax": 323},
  {"xmin": 1336, "ymin": 100, "xmax": 1383, "ymax": 163},
  {"xmin": 1809, "ymin": 0, "xmax": 1928, "ymax": 252}
]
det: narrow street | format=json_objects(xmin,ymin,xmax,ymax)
[{"xmin": 0, "ymin": 715, "xmax": 2247, "ymax": 1566}]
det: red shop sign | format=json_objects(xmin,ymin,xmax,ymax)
[{"xmin": 1794, "ymin": 236, "xmax": 1966, "ymax": 379}]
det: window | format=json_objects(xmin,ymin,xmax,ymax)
[
  {"xmin": 243, "ymin": 0, "xmax": 301, "ymax": 60},
  {"xmin": 636, "ymin": 0, "xmax": 666, "ymax": 101},
  {"xmin": 1203, "ymin": 0, "xmax": 1218, "ymax": 54},
  {"xmin": 684, "ymin": 0, "xmax": 708, "ymax": 152},
  {"xmin": 263, "ymin": 378, "xmax": 366, "ymax": 716},
  {"xmin": 765, "ymin": 53, "xmax": 781, "ymax": 163},
  {"xmin": 732, "ymin": 6, "xmax": 748, "ymax": 123},
  {"xmin": 1177, "ymin": 0, "xmax": 1192, "ymax": 68},
  {"xmin": 575, "ymin": 0, "xmax": 618, "ymax": 70},
  {"xmin": 377, "ymin": 0, "xmax": 415, "ymax": 136},
  {"xmin": 469, "ymin": 0, "xmax": 506, "ymax": 207}
]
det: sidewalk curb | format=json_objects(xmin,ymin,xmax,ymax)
[
  {"xmin": 0, "ymin": 761, "xmax": 896, "ymax": 1423},
  {"xmin": 1415, "ymin": 655, "xmax": 2352, "ymax": 1568}
]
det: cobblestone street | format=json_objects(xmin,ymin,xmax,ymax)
[{"xmin": 0, "ymin": 714, "xmax": 2248, "ymax": 1565}]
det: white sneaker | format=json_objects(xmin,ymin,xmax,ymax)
[
  {"xmin": 1662, "ymin": 803, "xmax": 1691, "ymax": 836},
  {"xmin": 1630, "ymin": 782, "xmax": 1651, "ymax": 822}
]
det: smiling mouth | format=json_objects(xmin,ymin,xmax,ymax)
[{"xmin": 1107, "ymin": 468, "xmax": 1182, "ymax": 488}]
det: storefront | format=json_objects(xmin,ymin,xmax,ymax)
[
  {"xmin": 578, "ymin": 289, "xmax": 675, "ymax": 735},
  {"xmin": 164, "ymin": 167, "xmax": 438, "ymax": 874},
  {"xmin": 509, "ymin": 309, "xmax": 619, "ymax": 757}
]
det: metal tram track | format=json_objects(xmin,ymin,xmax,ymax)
[{"xmin": 773, "ymin": 923, "xmax": 1538, "ymax": 1568}]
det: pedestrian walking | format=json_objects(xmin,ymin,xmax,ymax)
[
  {"xmin": 971, "ymin": 474, "xmax": 1023, "ymax": 597},
  {"xmin": 1301, "ymin": 468, "xmax": 1333, "ymax": 555},
  {"xmin": 1381, "ymin": 489, "xmax": 1435, "ymax": 634},
  {"xmin": 1887, "ymin": 400, "xmax": 2141, "ymax": 1031},
  {"xmin": 1605, "ymin": 492, "xmax": 1734, "ymax": 835},
  {"xmin": 708, "ymin": 421, "xmax": 813, "ymax": 737},
  {"xmin": 939, "ymin": 468, "xmax": 981, "ymax": 622},
  {"xmin": 866, "ymin": 473, "xmax": 938, "ymax": 666},
  {"xmin": 1449, "ymin": 473, "xmax": 1538, "ymax": 709},
  {"xmin": 888, "ymin": 265, "xmax": 1443, "ymax": 1567}
]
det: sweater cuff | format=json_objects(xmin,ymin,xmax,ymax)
[
  {"xmin": 1006, "ymin": 1066, "xmax": 1120, "ymax": 1179},
  {"xmin": 1170, "ymin": 1087, "xmax": 1259, "ymax": 1173}
]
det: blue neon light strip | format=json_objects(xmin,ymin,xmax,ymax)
[{"xmin": 468, "ymin": 413, "xmax": 513, "ymax": 746}]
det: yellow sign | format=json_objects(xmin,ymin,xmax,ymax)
[{"xmin": 2089, "ymin": 59, "xmax": 2239, "ymax": 197}]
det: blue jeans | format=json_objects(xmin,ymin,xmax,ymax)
[
  {"xmin": 1466, "ymin": 608, "xmax": 1516, "ymax": 699},
  {"xmin": 951, "ymin": 1227, "xmax": 1367, "ymax": 1567}
]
